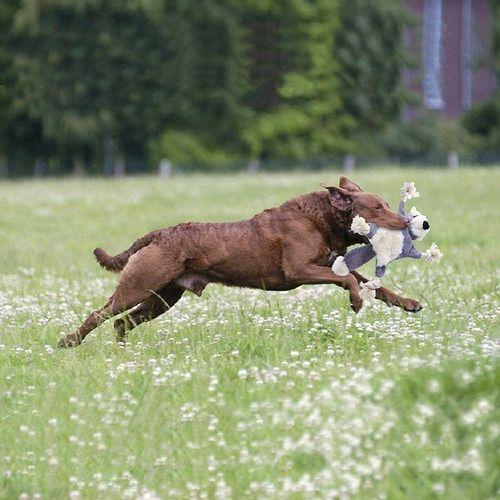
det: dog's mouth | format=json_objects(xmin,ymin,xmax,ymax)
[
  {"xmin": 387, "ymin": 218, "xmax": 409, "ymax": 230},
  {"xmin": 373, "ymin": 215, "xmax": 408, "ymax": 230}
]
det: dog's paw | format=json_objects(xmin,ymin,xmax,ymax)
[
  {"xmin": 350, "ymin": 292, "xmax": 363, "ymax": 313},
  {"xmin": 57, "ymin": 333, "xmax": 82, "ymax": 348},
  {"xmin": 401, "ymin": 298, "xmax": 423, "ymax": 313}
]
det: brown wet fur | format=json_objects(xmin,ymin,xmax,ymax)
[{"xmin": 58, "ymin": 176, "xmax": 421, "ymax": 348}]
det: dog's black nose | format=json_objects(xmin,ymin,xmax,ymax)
[{"xmin": 423, "ymin": 221, "xmax": 430, "ymax": 230}]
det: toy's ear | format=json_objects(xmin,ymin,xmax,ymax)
[
  {"xmin": 321, "ymin": 184, "xmax": 354, "ymax": 211},
  {"xmin": 339, "ymin": 176, "xmax": 363, "ymax": 192}
]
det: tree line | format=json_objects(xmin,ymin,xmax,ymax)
[{"xmin": 0, "ymin": 0, "xmax": 497, "ymax": 176}]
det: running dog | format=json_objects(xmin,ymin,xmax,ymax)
[{"xmin": 58, "ymin": 176, "xmax": 422, "ymax": 347}]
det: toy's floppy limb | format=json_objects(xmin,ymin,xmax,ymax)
[
  {"xmin": 359, "ymin": 278, "xmax": 381, "ymax": 301},
  {"xmin": 398, "ymin": 200, "xmax": 406, "ymax": 216},
  {"xmin": 344, "ymin": 245, "xmax": 377, "ymax": 271},
  {"xmin": 375, "ymin": 265, "xmax": 387, "ymax": 278},
  {"xmin": 400, "ymin": 182, "xmax": 420, "ymax": 202},
  {"xmin": 407, "ymin": 247, "xmax": 422, "ymax": 259},
  {"xmin": 350, "ymin": 215, "xmax": 376, "ymax": 238},
  {"xmin": 422, "ymin": 243, "xmax": 443, "ymax": 262},
  {"xmin": 350, "ymin": 215, "xmax": 371, "ymax": 235},
  {"xmin": 332, "ymin": 245, "xmax": 376, "ymax": 276},
  {"xmin": 331, "ymin": 256, "xmax": 349, "ymax": 276}
]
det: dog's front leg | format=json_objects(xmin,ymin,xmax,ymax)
[
  {"xmin": 286, "ymin": 265, "xmax": 363, "ymax": 312},
  {"xmin": 350, "ymin": 271, "xmax": 422, "ymax": 312}
]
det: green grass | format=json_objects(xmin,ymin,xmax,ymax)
[{"xmin": 0, "ymin": 168, "xmax": 498, "ymax": 499}]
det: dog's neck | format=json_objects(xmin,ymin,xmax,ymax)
[
  {"xmin": 298, "ymin": 192, "xmax": 365, "ymax": 248},
  {"xmin": 331, "ymin": 209, "xmax": 366, "ymax": 245}
]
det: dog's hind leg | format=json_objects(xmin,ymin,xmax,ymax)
[
  {"xmin": 58, "ymin": 243, "xmax": 185, "ymax": 348},
  {"xmin": 114, "ymin": 284, "xmax": 185, "ymax": 343},
  {"xmin": 58, "ymin": 298, "xmax": 116, "ymax": 348}
]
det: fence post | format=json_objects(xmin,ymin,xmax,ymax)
[
  {"xmin": 342, "ymin": 154, "xmax": 356, "ymax": 172},
  {"xmin": 447, "ymin": 151, "xmax": 459, "ymax": 169},
  {"xmin": 248, "ymin": 159, "xmax": 260, "ymax": 173},
  {"xmin": 159, "ymin": 159, "xmax": 171, "ymax": 177},
  {"xmin": 34, "ymin": 157, "xmax": 45, "ymax": 178}
]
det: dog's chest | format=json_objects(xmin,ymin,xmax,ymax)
[{"xmin": 369, "ymin": 228, "xmax": 404, "ymax": 267}]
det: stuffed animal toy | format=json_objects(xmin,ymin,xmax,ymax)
[{"xmin": 332, "ymin": 182, "xmax": 442, "ymax": 300}]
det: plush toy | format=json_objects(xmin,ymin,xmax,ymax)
[{"xmin": 332, "ymin": 182, "xmax": 442, "ymax": 300}]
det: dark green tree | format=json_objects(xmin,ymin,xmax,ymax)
[
  {"xmin": 11, "ymin": 0, "xmax": 183, "ymax": 174},
  {"xmin": 334, "ymin": 0, "xmax": 411, "ymax": 152},
  {"xmin": 462, "ymin": 0, "xmax": 499, "ymax": 154},
  {"xmin": 147, "ymin": 0, "xmax": 250, "ymax": 168},
  {"xmin": 241, "ymin": 0, "xmax": 348, "ymax": 160}
]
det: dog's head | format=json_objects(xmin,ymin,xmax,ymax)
[
  {"xmin": 408, "ymin": 206, "xmax": 430, "ymax": 240},
  {"xmin": 323, "ymin": 176, "xmax": 408, "ymax": 230}
]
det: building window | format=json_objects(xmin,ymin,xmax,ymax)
[{"xmin": 423, "ymin": 0, "xmax": 445, "ymax": 109}]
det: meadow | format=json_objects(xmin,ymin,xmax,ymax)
[{"xmin": 0, "ymin": 168, "xmax": 498, "ymax": 499}]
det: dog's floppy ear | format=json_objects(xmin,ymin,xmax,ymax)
[
  {"xmin": 321, "ymin": 184, "xmax": 354, "ymax": 211},
  {"xmin": 339, "ymin": 176, "xmax": 363, "ymax": 192}
]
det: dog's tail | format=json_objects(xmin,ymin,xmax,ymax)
[{"xmin": 93, "ymin": 230, "xmax": 160, "ymax": 273}]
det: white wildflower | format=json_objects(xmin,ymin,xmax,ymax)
[
  {"xmin": 416, "ymin": 403, "xmax": 435, "ymax": 418},
  {"xmin": 428, "ymin": 380, "xmax": 440, "ymax": 393},
  {"xmin": 423, "ymin": 243, "xmax": 443, "ymax": 263},
  {"xmin": 432, "ymin": 483, "xmax": 445, "ymax": 494},
  {"xmin": 237, "ymin": 369, "xmax": 248, "ymax": 380},
  {"xmin": 401, "ymin": 181, "xmax": 420, "ymax": 201},
  {"xmin": 351, "ymin": 215, "xmax": 370, "ymax": 235}
]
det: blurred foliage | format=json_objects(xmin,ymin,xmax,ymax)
[
  {"xmin": 462, "ymin": 97, "xmax": 500, "ymax": 153},
  {"xmin": 0, "ymin": 0, "xmax": 497, "ymax": 175},
  {"xmin": 460, "ymin": 0, "xmax": 499, "ymax": 158},
  {"xmin": 239, "ymin": 0, "xmax": 349, "ymax": 160},
  {"xmin": 149, "ymin": 130, "xmax": 237, "ymax": 168},
  {"xmin": 334, "ymin": 0, "xmax": 412, "ymax": 149},
  {"xmin": 489, "ymin": 0, "xmax": 499, "ymax": 77},
  {"xmin": 381, "ymin": 113, "xmax": 476, "ymax": 162}
]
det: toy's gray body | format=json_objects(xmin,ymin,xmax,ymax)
[{"xmin": 343, "ymin": 201, "xmax": 422, "ymax": 278}]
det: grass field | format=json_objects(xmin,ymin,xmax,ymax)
[{"xmin": 0, "ymin": 168, "xmax": 498, "ymax": 499}]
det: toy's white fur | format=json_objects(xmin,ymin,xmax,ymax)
[
  {"xmin": 370, "ymin": 228, "xmax": 404, "ymax": 267},
  {"xmin": 332, "ymin": 255, "xmax": 349, "ymax": 276}
]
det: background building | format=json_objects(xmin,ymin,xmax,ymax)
[{"xmin": 405, "ymin": 0, "xmax": 496, "ymax": 120}]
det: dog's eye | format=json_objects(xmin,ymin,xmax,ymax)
[{"xmin": 375, "ymin": 204, "xmax": 382, "ymax": 210}]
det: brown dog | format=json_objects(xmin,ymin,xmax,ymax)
[{"xmin": 58, "ymin": 176, "xmax": 422, "ymax": 348}]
